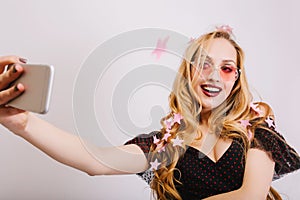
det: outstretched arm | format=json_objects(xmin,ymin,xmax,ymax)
[
  {"xmin": 19, "ymin": 114, "xmax": 149, "ymax": 175},
  {"xmin": 203, "ymin": 148, "xmax": 275, "ymax": 200},
  {"xmin": 0, "ymin": 56, "xmax": 149, "ymax": 176}
]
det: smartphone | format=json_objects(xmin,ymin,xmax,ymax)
[{"xmin": 7, "ymin": 64, "xmax": 54, "ymax": 114}]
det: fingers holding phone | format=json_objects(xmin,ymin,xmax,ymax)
[
  {"xmin": 0, "ymin": 55, "xmax": 27, "ymax": 73},
  {"xmin": 0, "ymin": 55, "xmax": 54, "ymax": 114},
  {"xmin": 0, "ymin": 63, "xmax": 24, "ymax": 87},
  {"xmin": 7, "ymin": 64, "xmax": 54, "ymax": 114},
  {"xmin": 0, "ymin": 83, "xmax": 24, "ymax": 106},
  {"xmin": 0, "ymin": 56, "xmax": 28, "ymax": 134},
  {"xmin": 0, "ymin": 59, "xmax": 25, "ymax": 106}
]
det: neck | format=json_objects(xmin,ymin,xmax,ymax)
[{"xmin": 199, "ymin": 109, "xmax": 211, "ymax": 126}]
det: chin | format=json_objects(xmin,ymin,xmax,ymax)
[
  {"xmin": 200, "ymin": 97, "xmax": 224, "ymax": 110},
  {"xmin": 201, "ymin": 102, "xmax": 221, "ymax": 111}
]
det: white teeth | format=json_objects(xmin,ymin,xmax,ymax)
[{"xmin": 203, "ymin": 86, "xmax": 220, "ymax": 92}]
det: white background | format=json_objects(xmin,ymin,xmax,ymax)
[{"xmin": 0, "ymin": 0, "xmax": 299, "ymax": 199}]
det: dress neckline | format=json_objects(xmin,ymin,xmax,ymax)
[{"xmin": 186, "ymin": 139, "xmax": 235, "ymax": 164}]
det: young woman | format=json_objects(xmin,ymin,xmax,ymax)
[{"xmin": 0, "ymin": 26, "xmax": 299, "ymax": 200}]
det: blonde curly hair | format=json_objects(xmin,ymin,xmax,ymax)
[{"xmin": 148, "ymin": 30, "xmax": 282, "ymax": 200}]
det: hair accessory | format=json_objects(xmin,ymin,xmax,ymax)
[
  {"xmin": 265, "ymin": 116, "xmax": 275, "ymax": 128},
  {"xmin": 173, "ymin": 113, "xmax": 183, "ymax": 124},
  {"xmin": 164, "ymin": 120, "xmax": 173, "ymax": 130},
  {"xmin": 238, "ymin": 119, "xmax": 252, "ymax": 140},
  {"xmin": 162, "ymin": 132, "xmax": 171, "ymax": 141},
  {"xmin": 157, "ymin": 144, "xmax": 166, "ymax": 153},
  {"xmin": 149, "ymin": 113, "xmax": 184, "ymax": 171},
  {"xmin": 150, "ymin": 158, "xmax": 161, "ymax": 170},
  {"xmin": 171, "ymin": 136, "xmax": 184, "ymax": 147},
  {"xmin": 153, "ymin": 113, "xmax": 184, "ymax": 152},
  {"xmin": 153, "ymin": 135, "xmax": 160, "ymax": 144},
  {"xmin": 250, "ymin": 102, "xmax": 263, "ymax": 116},
  {"xmin": 216, "ymin": 25, "xmax": 233, "ymax": 35},
  {"xmin": 239, "ymin": 119, "xmax": 252, "ymax": 129}
]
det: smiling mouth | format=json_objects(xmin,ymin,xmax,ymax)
[{"xmin": 200, "ymin": 84, "xmax": 222, "ymax": 97}]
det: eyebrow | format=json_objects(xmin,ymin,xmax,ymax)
[{"xmin": 204, "ymin": 55, "xmax": 237, "ymax": 65}]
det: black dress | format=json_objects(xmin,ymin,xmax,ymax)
[{"xmin": 124, "ymin": 124, "xmax": 300, "ymax": 200}]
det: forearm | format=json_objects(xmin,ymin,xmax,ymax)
[
  {"xmin": 204, "ymin": 148, "xmax": 275, "ymax": 200},
  {"xmin": 18, "ymin": 113, "xmax": 102, "ymax": 175},
  {"xmin": 202, "ymin": 187, "xmax": 266, "ymax": 200}
]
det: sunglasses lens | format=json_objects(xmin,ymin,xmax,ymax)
[
  {"xmin": 198, "ymin": 65, "xmax": 238, "ymax": 81},
  {"xmin": 220, "ymin": 65, "xmax": 238, "ymax": 81}
]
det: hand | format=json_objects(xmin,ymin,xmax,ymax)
[{"xmin": 0, "ymin": 55, "xmax": 29, "ymax": 134}]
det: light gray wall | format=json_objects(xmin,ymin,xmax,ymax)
[{"xmin": 0, "ymin": 0, "xmax": 299, "ymax": 199}]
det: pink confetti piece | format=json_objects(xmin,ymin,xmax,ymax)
[
  {"xmin": 164, "ymin": 119, "xmax": 173, "ymax": 130},
  {"xmin": 239, "ymin": 119, "xmax": 252, "ymax": 129},
  {"xmin": 153, "ymin": 135, "xmax": 160, "ymax": 145},
  {"xmin": 152, "ymin": 36, "xmax": 169, "ymax": 60},
  {"xmin": 162, "ymin": 132, "xmax": 171, "ymax": 141},
  {"xmin": 150, "ymin": 158, "xmax": 161, "ymax": 171},
  {"xmin": 165, "ymin": 128, "xmax": 171, "ymax": 134},
  {"xmin": 171, "ymin": 136, "xmax": 184, "ymax": 147},
  {"xmin": 216, "ymin": 25, "xmax": 233, "ymax": 34},
  {"xmin": 157, "ymin": 145, "xmax": 166, "ymax": 153},
  {"xmin": 173, "ymin": 113, "xmax": 183, "ymax": 124},
  {"xmin": 265, "ymin": 116, "xmax": 275, "ymax": 128},
  {"xmin": 250, "ymin": 102, "xmax": 263, "ymax": 116}
]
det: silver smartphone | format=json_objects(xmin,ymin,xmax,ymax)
[{"xmin": 7, "ymin": 64, "xmax": 54, "ymax": 114}]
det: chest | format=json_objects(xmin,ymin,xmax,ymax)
[
  {"xmin": 189, "ymin": 136, "xmax": 234, "ymax": 163},
  {"xmin": 175, "ymin": 140, "xmax": 246, "ymax": 199}
]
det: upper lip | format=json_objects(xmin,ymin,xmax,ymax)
[{"xmin": 200, "ymin": 84, "xmax": 222, "ymax": 92}]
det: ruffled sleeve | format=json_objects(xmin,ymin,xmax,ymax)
[
  {"xmin": 124, "ymin": 131, "xmax": 161, "ymax": 184},
  {"xmin": 250, "ymin": 124, "xmax": 300, "ymax": 180}
]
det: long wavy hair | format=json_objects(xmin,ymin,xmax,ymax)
[{"xmin": 148, "ymin": 30, "xmax": 282, "ymax": 200}]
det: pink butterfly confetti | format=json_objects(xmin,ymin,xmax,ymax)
[
  {"xmin": 173, "ymin": 113, "xmax": 183, "ymax": 124},
  {"xmin": 239, "ymin": 119, "xmax": 252, "ymax": 129},
  {"xmin": 152, "ymin": 36, "xmax": 169, "ymax": 60},
  {"xmin": 150, "ymin": 158, "xmax": 161, "ymax": 171},
  {"xmin": 171, "ymin": 136, "xmax": 184, "ymax": 147},
  {"xmin": 162, "ymin": 132, "xmax": 171, "ymax": 141},
  {"xmin": 265, "ymin": 116, "xmax": 275, "ymax": 128},
  {"xmin": 153, "ymin": 135, "xmax": 160, "ymax": 145}
]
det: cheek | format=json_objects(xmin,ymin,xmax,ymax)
[
  {"xmin": 191, "ymin": 67, "xmax": 206, "ymax": 84},
  {"xmin": 223, "ymin": 81, "xmax": 236, "ymax": 95}
]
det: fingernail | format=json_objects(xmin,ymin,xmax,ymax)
[
  {"xmin": 13, "ymin": 65, "xmax": 21, "ymax": 73},
  {"xmin": 19, "ymin": 57, "xmax": 27, "ymax": 63},
  {"xmin": 13, "ymin": 66, "xmax": 18, "ymax": 73},
  {"xmin": 14, "ymin": 85, "xmax": 19, "ymax": 91}
]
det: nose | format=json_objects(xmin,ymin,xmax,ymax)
[{"xmin": 207, "ymin": 66, "xmax": 221, "ymax": 81}]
